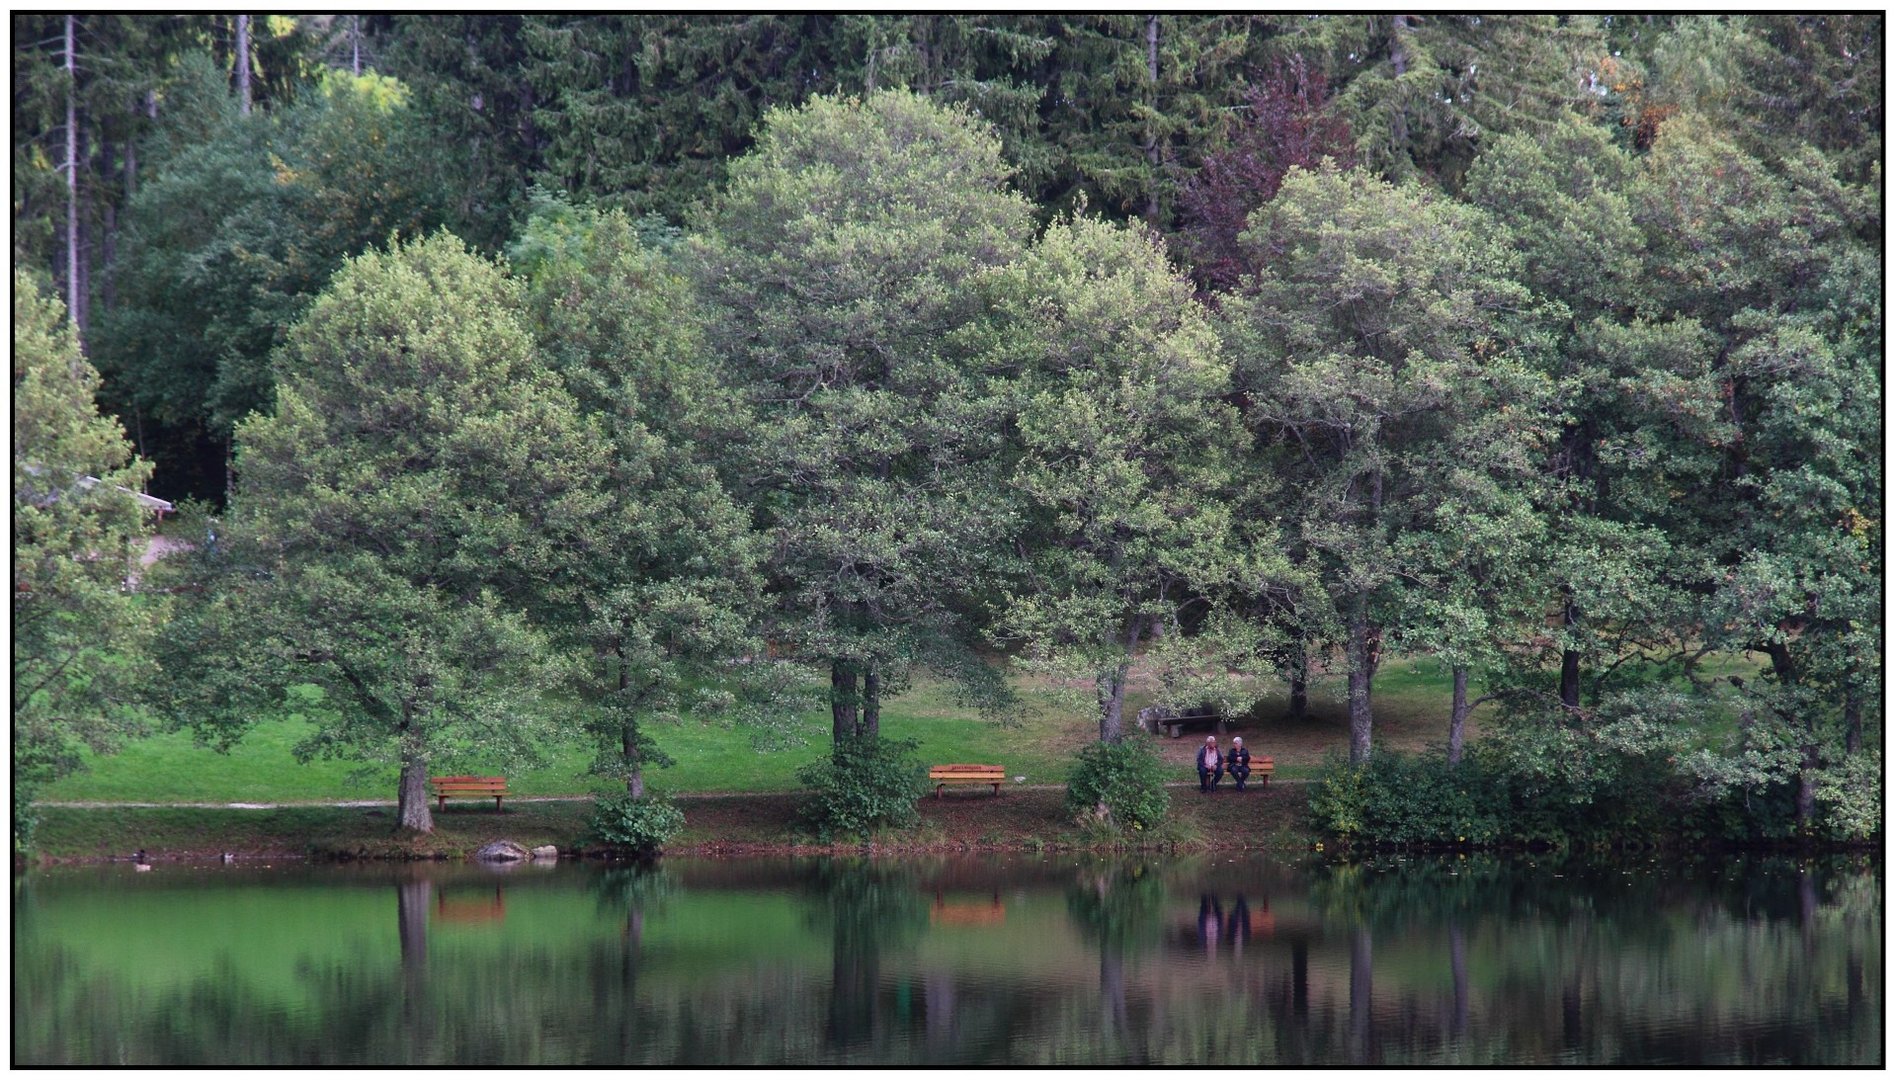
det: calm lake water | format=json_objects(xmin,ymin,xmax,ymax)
[{"xmin": 12, "ymin": 851, "xmax": 1881, "ymax": 1066}]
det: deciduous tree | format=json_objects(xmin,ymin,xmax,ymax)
[
  {"xmin": 202, "ymin": 233, "xmax": 610, "ymax": 832},
  {"xmin": 12, "ymin": 270, "xmax": 161, "ymax": 844},
  {"xmin": 690, "ymin": 90, "xmax": 1033, "ymax": 750}
]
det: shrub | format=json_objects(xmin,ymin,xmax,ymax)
[
  {"xmin": 13, "ymin": 782, "xmax": 40, "ymax": 855},
  {"xmin": 1309, "ymin": 750, "xmax": 1506, "ymax": 845},
  {"xmin": 795, "ymin": 735, "xmax": 926, "ymax": 840},
  {"xmin": 587, "ymin": 792, "xmax": 685, "ymax": 858},
  {"xmin": 1064, "ymin": 736, "xmax": 1170, "ymax": 834},
  {"xmin": 1813, "ymin": 749, "xmax": 1882, "ymax": 842}
]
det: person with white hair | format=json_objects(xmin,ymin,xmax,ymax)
[
  {"xmin": 1226, "ymin": 737, "xmax": 1253, "ymax": 791},
  {"xmin": 1196, "ymin": 735, "xmax": 1225, "ymax": 793}
]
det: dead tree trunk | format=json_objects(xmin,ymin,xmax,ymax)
[
  {"xmin": 235, "ymin": 15, "xmax": 252, "ymax": 115},
  {"xmin": 64, "ymin": 16, "xmax": 82, "ymax": 334}
]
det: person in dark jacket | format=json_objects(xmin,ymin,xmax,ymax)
[
  {"xmin": 1226, "ymin": 737, "xmax": 1252, "ymax": 790},
  {"xmin": 1197, "ymin": 736, "xmax": 1224, "ymax": 792}
]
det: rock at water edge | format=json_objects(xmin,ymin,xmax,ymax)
[{"xmin": 473, "ymin": 840, "xmax": 531, "ymax": 863}]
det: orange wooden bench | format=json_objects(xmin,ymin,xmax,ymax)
[
  {"xmin": 429, "ymin": 775, "xmax": 508, "ymax": 811},
  {"xmin": 928, "ymin": 764, "xmax": 1006, "ymax": 797}
]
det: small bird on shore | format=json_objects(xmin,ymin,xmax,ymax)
[{"xmin": 133, "ymin": 848, "xmax": 152, "ymax": 871}]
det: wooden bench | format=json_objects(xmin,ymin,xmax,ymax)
[
  {"xmin": 1160, "ymin": 713, "xmax": 1226, "ymax": 738},
  {"xmin": 928, "ymin": 764, "xmax": 1006, "ymax": 798},
  {"xmin": 1241, "ymin": 756, "xmax": 1275, "ymax": 787},
  {"xmin": 429, "ymin": 775, "xmax": 508, "ymax": 811}
]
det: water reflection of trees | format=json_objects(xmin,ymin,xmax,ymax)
[
  {"xmin": 1293, "ymin": 854, "xmax": 1884, "ymax": 1065},
  {"xmin": 798, "ymin": 858, "xmax": 928, "ymax": 1053},
  {"xmin": 11, "ymin": 856, "xmax": 1881, "ymax": 1066}
]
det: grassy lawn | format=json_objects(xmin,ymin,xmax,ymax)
[{"xmin": 37, "ymin": 652, "xmax": 1764, "ymax": 807}]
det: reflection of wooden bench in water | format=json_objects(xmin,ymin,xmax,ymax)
[
  {"xmin": 435, "ymin": 886, "xmax": 505, "ymax": 924},
  {"xmin": 927, "ymin": 764, "xmax": 1005, "ymax": 797},
  {"xmin": 930, "ymin": 889, "xmax": 1005, "ymax": 926}
]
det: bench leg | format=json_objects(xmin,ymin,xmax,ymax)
[
  {"xmin": 935, "ymin": 784, "xmax": 944, "ymax": 799},
  {"xmin": 991, "ymin": 783, "xmax": 1000, "ymax": 796},
  {"xmin": 493, "ymin": 796, "xmax": 503, "ymax": 811},
  {"xmin": 438, "ymin": 795, "xmax": 447, "ymax": 811}
]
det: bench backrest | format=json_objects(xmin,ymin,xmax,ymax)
[
  {"xmin": 930, "ymin": 765, "xmax": 1005, "ymax": 778},
  {"xmin": 431, "ymin": 776, "xmax": 507, "ymax": 791}
]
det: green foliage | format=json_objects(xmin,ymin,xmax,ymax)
[
  {"xmin": 1810, "ymin": 749, "xmax": 1882, "ymax": 842},
  {"xmin": 174, "ymin": 232, "xmax": 611, "ymax": 832},
  {"xmin": 1308, "ymin": 750, "xmax": 1506, "ymax": 846},
  {"xmin": 1310, "ymin": 685, "xmax": 1880, "ymax": 847},
  {"xmin": 793, "ymin": 735, "xmax": 926, "ymax": 840},
  {"xmin": 1222, "ymin": 162, "xmax": 1553, "ymax": 761},
  {"xmin": 508, "ymin": 189, "xmax": 769, "ymax": 791},
  {"xmin": 692, "ymin": 89, "xmax": 1035, "ymax": 734},
  {"xmin": 982, "ymin": 213, "xmax": 1284, "ymax": 740},
  {"xmin": 95, "ymin": 56, "xmax": 453, "ymax": 445},
  {"xmin": 1063, "ymin": 736, "xmax": 1171, "ymax": 833},
  {"xmin": 586, "ymin": 792, "xmax": 685, "ymax": 858},
  {"xmin": 12, "ymin": 271, "xmax": 161, "ymax": 840}
]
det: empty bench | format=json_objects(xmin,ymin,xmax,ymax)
[
  {"xmin": 929, "ymin": 764, "xmax": 1006, "ymax": 798},
  {"xmin": 429, "ymin": 775, "xmax": 509, "ymax": 811}
]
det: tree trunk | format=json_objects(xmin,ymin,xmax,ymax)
[
  {"xmin": 1097, "ymin": 617, "xmax": 1140, "ymax": 743},
  {"xmin": 395, "ymin": 874, "xmax": 431, "ymax": 989},
  {"xmin": 98, "ymin": 209, "xmax": 113, "ymax": 311},
  {"xmin": 618, "ymin": 648, "xmax": 643, "ymax": 797},
  {"xmin": 1291, "ymin": 939, "xmax": 1308, "ymax": 1017},
  {"xmin": 351, "ymin": 15, "xmax": 362, "ymax": 76},
  {"xmin": 236, "ymin": 15, "xmax": 252, "ymax": 115},
  {"xmin": 861, "ymin": 666, "xmax": 880, "ymax": 741},
  {"xmin": 622, "ymin": 720, "xmax": 644, "ymax": 798},
  {"xmin": 64, "ymin": 16, "xmax": 81, "ymax": 334},
  {"xmin": 1347, "ymin": 595, "xmax": 1374, "ymax": 764},
  {"xmin": 1559, "ymin": 599, "xmax": 1581, "ymax": 711},
  {"xmin": 1448, "ymin": 665, "xmax": 1469, "ymax": 766},
  {"xmin": 1097, "ymin": 666, "xmax": 1128, "ymax": 744},
  {"xmin": 1449, "ymin": 920, "xmax": 1469, "ymax": 1039},
  {"xmin": 1795, "ymin": 740, "xmax": 1819, "ymax": 834},
  {"xmin": 1349, "ymin": 925, "xmax": 1373, "ymax": 1064},
  {"xmin": 1388, "ymin": 14, "xmax": 1411, "ymax": 162},
  {"xmin": 1844, "ymin": 683, "xmax": 1862, "ymax": 755},
  {"xmin": 397, "ymin": 716, "xmax": 433, "ymax": 833},
  {"xmin": 1100, "ymin": 949, "xmax": 1128, "ymax": 1034},
  {"xmin": 1143, "ymin": 14, "xmax": 1162, "ymax": 224},
  {"xmin": 831, "ymin": 660, "xmax": 859, "ymax": 745},
  {"xmin": 1288, "ymin": 640, "xmax": 1308, "ymax": 721}
]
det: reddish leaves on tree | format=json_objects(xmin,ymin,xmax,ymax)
[{"xmin": 1175, "ymin": 59, "xmax": 1356, "ymax": 294}]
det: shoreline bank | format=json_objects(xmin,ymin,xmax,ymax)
[{"xmin": 22, "ymin": 783, "xmax": 1318, "ymax": 865}]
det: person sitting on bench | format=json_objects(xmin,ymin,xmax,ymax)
[
  {"xmin": 1197, "ymin": 736, "xmax": 1225, "ymax": 793},
  {"xmin": 1226, "ymin": 737, "xmax": 1253, "ymax": 791}
]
